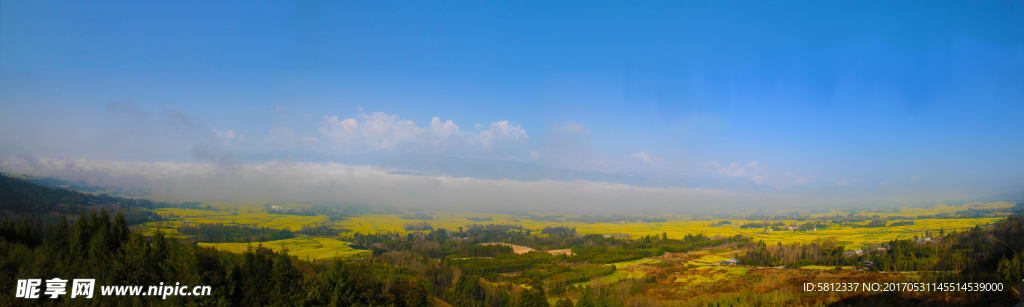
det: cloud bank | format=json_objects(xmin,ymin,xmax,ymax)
[
  {"xmin": 318, "ymin": 112, "xmax": 528, "ymax": 156},
  {"xmin": 0, "ymin": 156, "xmax": 805, "ymax": 214}
]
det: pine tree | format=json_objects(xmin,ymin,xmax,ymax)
[
  {"xmin": 593, "ymin": 286, "xmax": 608, "ymax": 307},
  {"xmin": 113, "ymin": 210, "xmax": 130, "ymax": 247},
  {"xmin": 272, "ymin": 250, "xmax": 300, "ymax": 306},
  {"xmin": 242, "ymin": 244, "xmax": 273, "ymax": 306},
  {"xmin": 519, "ymin": 283, "xmax": 549, "ymax": 307},
  {"xmin": 71, "ymin": 209, "xmax": 91, "ymax": 258},
  {"xmin": 87, "ymin": 222, "xmax": 111, "ymax": 281},
  {"xmin": 46, "ymin": 215, "xmax": 70, "ymax": 259},
  {"xmin": 555, "ymin": 298, "xmax": 575, "ymax": 307},
  {"xmin": 997, "ymin": 252, "xmax": 1024, "ymax": 286},
  {"xmin": 16, "ymin": 217, "xmax": 35, "ymax": 246},
  {"xmin": 0, "ymin": 218, "xmax": 13, "ymax": 241},
  {"xmin": 577, "ymin": 286, "xmax": 595, "ymax": 307}
]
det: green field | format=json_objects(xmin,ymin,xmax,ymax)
[
  {"xmin": 673, "ymin": 266, "xmax": 749, "ymax": 287},
  {"xmin": 691, "ymin": 254, "xmax": 731, "ymax": 265},
  {"xmin": 198, "ymin": 237, "xmax": 369, "ymax": 261},
  {"xmin": 610, "ymin": 258, "xmax": 662, "ymax": 269},
  {"xmin": 573, "ymin": 269, "xmax": 647, "ymax": 287}
]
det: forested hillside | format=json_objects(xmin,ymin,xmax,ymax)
[
  {"xmin": 0, "ymin": 174, "xmax": 162, "ymax": 225},
  {"xmin": 0, "ymin": 175, "xmax": 432, "ymax": 306}
]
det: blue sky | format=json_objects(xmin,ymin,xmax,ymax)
[{"xmin": 1, "ymin": 1, "xmax": 1022, "ymax": 211}]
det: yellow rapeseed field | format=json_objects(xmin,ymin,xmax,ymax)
[
  {"xmin": 198, "ymin": 237, "xmax": 368, "ymax": 261},
  {"xmin": 148, "ymin": 201, "xmax": 1013, "ymax": 251},
  {"xmin": 152, "ymin": 204, "xmax": 330, "ymax": 231}
]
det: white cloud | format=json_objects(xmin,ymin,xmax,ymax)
[
  {"xmin": 429, "ymin": 117, "xmax": 459, "ymax": 137},
  {"xmin": 833, "ymin": 176, "xmax": 857, "ymax": 187},
  {"xmin": 631, "ymin": 151, "xmax": 652, "ymax": 163},
  {"xmin": 714, "ymin": 161, "xmax": 765, "ymax": 183},
  {"xmin": 212, "ymin": 129, "xmax": 235, "ymax": 139},
  {"xmin": 318, "ymin": 112, "xmax": 528, "ymax": 155},
  {"xmin": 301, "ymin": 136, "xmax": 319, "ymax": 143},
  {"xmin": 530, "ymin": 151, "xmax": 542, "ymax": 160},
  {"xmin": 553, "ymin": 122, "xmax": 590, "ymax": 135},
  {"xmin": 795, "ymin": 178, "xmax": 809, "ymax": 184},
  {"xmin": 319, "ymin": 116, "xmax": 360, "ymax": 139},
  {"xmin": 717, "ymin": 161, "xmax": 758, "ymax": 177},
  {"xmin": 704, "ymin": 161, "xmax": 720, "ymax": 168},
  {"xmin": 470, "ymin": 121, "xmax": 528, "ymax": 149}
]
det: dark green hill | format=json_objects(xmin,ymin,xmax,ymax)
[
  {"xmin": 10, "ymin": 174, "xmax": 150, "ymax": 197},
  {"xmin": 0, "ymin": 173, "xmax": 162, "ymax": 224}
]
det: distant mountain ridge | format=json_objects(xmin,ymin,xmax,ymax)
[
  {"xmin": 0, "ymin": 173, "xmax": 163, "ymax": 224},
  {"xmin": 974, "ymin": 190, "xmax": 1024, "ymax": 203},
  {"xmin": 8, "ymin": 173, "xmax": 151, "ymax": 197}
]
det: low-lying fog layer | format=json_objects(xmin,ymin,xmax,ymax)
[{"xmin": 1, "ymin": 156, "xmax": 836, "ymax": 214}]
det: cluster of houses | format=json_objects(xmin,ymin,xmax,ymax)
[
  {"xmin": 613, "ymin": 220, "xmax": 651, "ymax": 225},
  {"xmin": 862, "ymin": 260, "xmax": 877, "ymax": 270},
  {"xmin": 396, "ymin": 232, "xmax": 430, "ymax": 241},
  {"xmin": 915, "ymin": 237, "xmax": 935, "ymax": 244},
  {"xmin": 709, "ymin": 222, "xmax": 826, "ymax": 232},
  {"xmin": 836, "ymin": 237, "xmax": 937, "ymax": 258},
  {"xmin": 843, "ymin": 246, "xmax": 890, "ymax": 257},
  {"xmin": 764, "ymin": 226, "xmax": 816, "ymax": 232}
]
